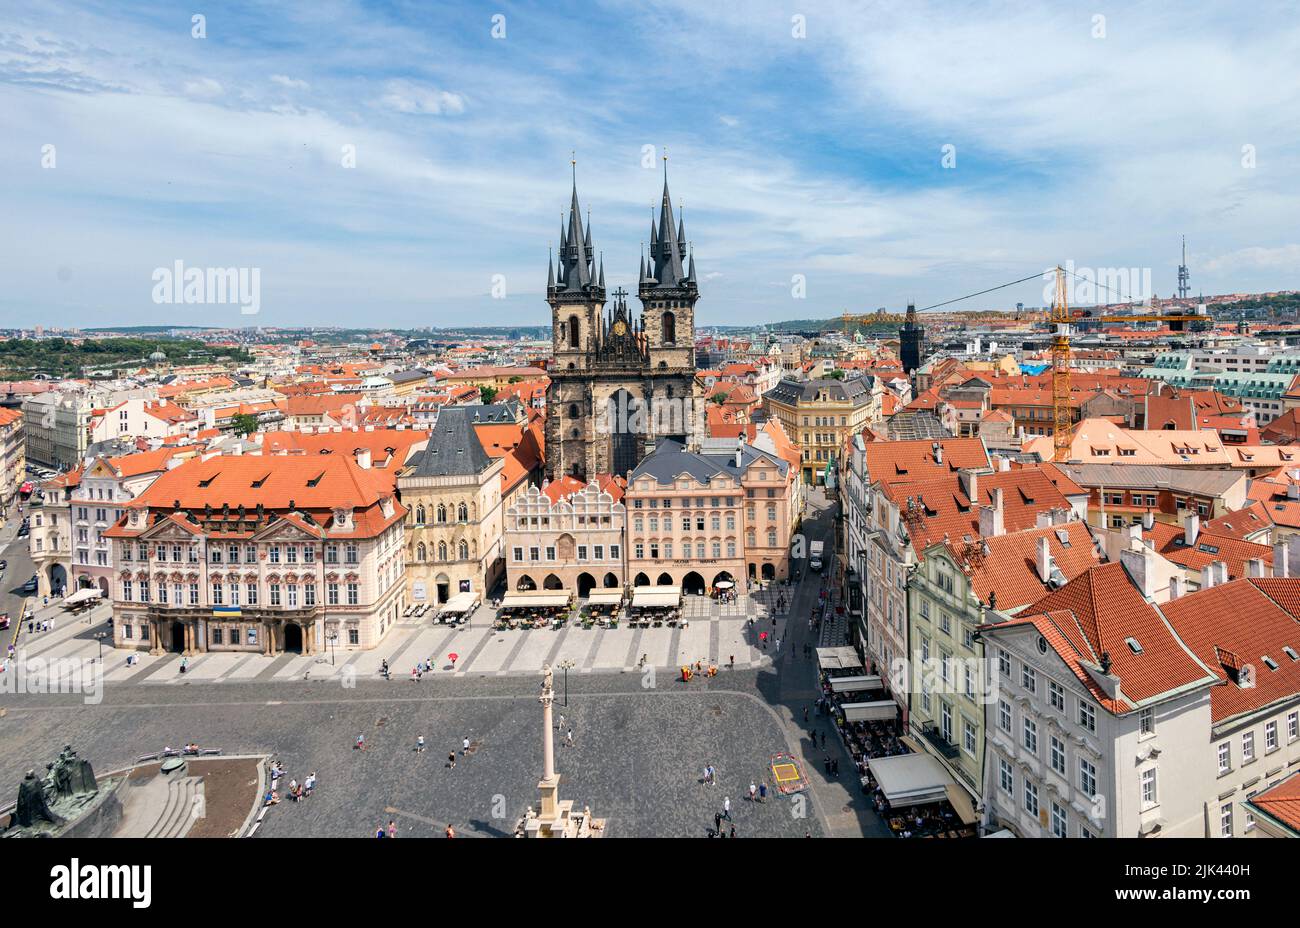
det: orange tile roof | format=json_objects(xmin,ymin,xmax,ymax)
[
  {"xmin": 1162, "ymin": 578, "xmax": 1300, "ymax": 724},
  {"xmin": 1012, "ymin": 563, "xmax": 1217, "ymax": 713},
  {"xmin": 962, "ymin": 521, "xmax": 1102, "ymax": 611},
  {"xmin": 1200, "ymin": 501, "xmax": 1272, "ymax": 540},
  {"xmin": 108, "ymin": 453, "xmax": 403, "ymax": 540},
  {"xmin": 1247, "ymin": 772, "xmax": 1300, "ymax": 835},
  {"xmin": 864, "ymin": 437, "xmax": 990, "ymax": 486},
  {"xmin": 887, "ymin": 469, "xmax": 1072, "ymax": 552},
  {"xmin": 1143, "ymin": 521, "xmax": 1273, "ymax": 579}
]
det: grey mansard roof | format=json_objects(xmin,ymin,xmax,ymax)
[
  {"xmin": 630, "ymin": 438, "xmax": 789, "ymax": 486},
  {"xmin": 766, "ymin": 375, "xmax": 875, "ymax": 407}
]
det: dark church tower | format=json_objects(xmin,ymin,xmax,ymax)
[
  {"xmin": 899, "ymin": 302, "xmax": 926, "ymax": 376},
  {"xmin": 543, "ymin": 160, "xmax": 702, "ymax": 482},
  {"xmin": 639, "ymin": 162, "xmax": 698, "ymax": 371}
]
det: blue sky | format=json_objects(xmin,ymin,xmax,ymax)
[{"xmin": 3, "ymin": 0, "xmax": 1299, "ymax": 329}]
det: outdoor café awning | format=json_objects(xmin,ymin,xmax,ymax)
[
  {"xmin": 816, "ymin": 646, "xmax": 864, "ymax": 671},
  {"xmin": 829, "ymin": 674, "xmax": 883, "ymax": 694},
  {"xmin": 866, "ymin": 753, "xmax": 954, "ymax": 806},
  {"xmin": 841, "ymin": 700, "xmax": 898, "ymax": 722},
  {"xmin": 63, "ymin": 587, "xmax": 102, "ymax": 605},
  {"xmin": 944, "ymin": 783, "xmax": 979, "ymax": 827},
  {"xmin": 441, "ymin": 591, "xmax": 480, "ymax": 614},
  {"xmin": 500, "ymin": 590, "xmax": 572, "ymax": 610},
  {"xmin": 631, "ymin": 586, "xmax": 681, "ymax": 609},
  {"xmin": 586, "ymin": 590, "xmax": 623, "ymax": 606}
]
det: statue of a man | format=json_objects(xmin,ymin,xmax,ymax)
[{"xmin": 15, "ymin": 770, "xmax": 62, "ymax": 829}]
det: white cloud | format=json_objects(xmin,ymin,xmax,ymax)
[
  {"xmin": 376, "ymin": 79, "xmax": 465, "ymax": 115},
  {"xmin": 1203, "ymin": 245, "xmax": 1300, "ymax": 274},
  {"xmin": 182, "ymin": 77, "xmax": 223, "ymax": 98},
  {"xmin": 270, "ymin": 74, "xmax": 310, "ymax": 91}
]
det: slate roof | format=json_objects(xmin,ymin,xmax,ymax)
[
  {"xmin": 630, "ymin": 438, "xmax": 788, "ymax": 486},
  {"xmin": 766, "ymin": 375, "xmax": 875, "ymax": 407},
  {"xmin": 406, "ymin": 406, "xmax": 495, "ymax": 477}
]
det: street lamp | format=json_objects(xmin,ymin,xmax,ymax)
[
  {"xmin": 327, "ymin": 631, "xmax": 338, "ymax": 666},
  {"xmin": 94, "ymin": 631, "xmax": 107, "ymax": 663},
  {"xmin": 558, "ymin": 658, "xmax": 575, "ymax": 707}
]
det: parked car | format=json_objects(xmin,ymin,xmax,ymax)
[
  {"xmin": 0, "ymin": 558, "xmax": 8, "ymax": 571},
  {"xmin": 22, "ymin": 576, "xmax": 38, "ymax": 594}
]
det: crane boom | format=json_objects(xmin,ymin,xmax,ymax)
[{"xmin": 1050, "ymin": 267, "xmax": 1072, "ymax": 462}]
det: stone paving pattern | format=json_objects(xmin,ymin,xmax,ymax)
[{"xmin": 0, "ymin": 491, "xmax": 888, "ymax": 838}]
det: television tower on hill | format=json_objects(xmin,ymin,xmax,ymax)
[{"xmin": 1177, "ymin": 236, "xmax": 1191, "ymax": 300}]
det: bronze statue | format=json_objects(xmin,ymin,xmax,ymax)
[{"xmin": 15, "ymin": 770, "xmax": 62, "ymax": 828}]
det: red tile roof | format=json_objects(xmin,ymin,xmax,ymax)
[
  {"xmin": 1012, "ymin": 563, "xmax": 1217, "ymax": 712},
  {"xmin": 863, "ymin": 437, "xmax": 990, "ymax": 486},
  {"xmin": 1162, "ymin": 578, "xmax": 1300, "ymax": 724},
  {"xmin": 962, "ymin": 521, "xmax": 1102, "ymax": 612},
  {"xmin": 887, "ymin": 468, "xmax": 1072, "ymax": 552},
  {"xmin": 1142, "ymin": 521, "xmax": 1272, "ymax": 580},
  {"xmin": 1246, "ymin": 772, "xmax": 1300, "ymax": 835}
]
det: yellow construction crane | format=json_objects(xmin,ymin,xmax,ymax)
[{"xmin": 1048, "ymin": 265, "xmax": 1213, "ymax": 461}]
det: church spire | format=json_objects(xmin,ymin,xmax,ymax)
[{"xmin": 552, "ymin": 155, "xmax": 602, "ymax": 297}]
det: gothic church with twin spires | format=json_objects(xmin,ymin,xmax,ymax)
[{"xmin": 544, "ymin": 164, "xmax": 703, "ymax": 481}]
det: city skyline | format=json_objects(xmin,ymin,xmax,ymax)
[{"xmin": 3, "ymin": 1, "xmax": 1300, "ymax": 329}]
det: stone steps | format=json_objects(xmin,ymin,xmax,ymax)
[{"xmin": 144, "ymin": 775, "xmax": 203, "ymax": 838}]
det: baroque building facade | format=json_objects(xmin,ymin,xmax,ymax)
[{"xmin": 544, "ymin": 165, "xmax": 703, "ymax": 482}]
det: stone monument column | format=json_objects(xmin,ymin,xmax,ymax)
[{"xmin": 538, "ymin": 663, "xmax": 559, "ymax": 821}]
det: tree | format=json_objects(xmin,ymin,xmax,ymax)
[
  {"xmin": 507, "ymin": 376, "xmax": 523, "ymax": 384},
  {"xmin": 230, "ymin": 413, "xmax": 260, "ymax": 436},
  {"xmin": 710, "ymin": 392, "xmax": 728, "ymax": 405},
  {"xmin": 826, "ymin": 369, "xmax": 846, "ymax": 380},
  {"xmin": 479, "ymin": 385, "xmax": 498, "ymax": 404}
]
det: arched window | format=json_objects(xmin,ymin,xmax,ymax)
[
  {"xmin": 415, "ymin": 504, "xmax": 426, "ymax": 525},
  {"xmin": 568, "ymin": 404, "xmax": 579, "ymax": 419},
  {"xmin": 458, "ymin": 540, "xmax": 469, "ymax": 560},
  {"xmin": 437, "ymin": 541, "xmax": 448, "ymax": 561},
  {"xmin": 662, "ymin": 311, "xmax": 676, "ymax": 344},
  {"xmin": 457, "ymin": 502, "xmax": 468, "ymax": 522},
  {"xmin": 436, "ymin": 504, "xmax": 447, "ymax": 523},
  {"xmin": 568, "ymin": 314, "xmax": 580, "ymax": 349},
  {"xmin": 416, "ymin": 542, "xmax": 426, "ymax": 561}
]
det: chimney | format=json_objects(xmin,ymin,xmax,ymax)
[
  {"xmin": 1169, "ymin": 575, "xmax": 1183, "ymax": 600},
  {"xmin": 356, "ymin": 447, "xmax": 372, "ymax": 469},
  {"xmin": 959, "ymin": 468, "xmax": 979, "ymax": 504},
  {"xmin": 1275, "ymin": 540, "xmax": 1291, "ymax": 578},
  {"xmin": 932, "ymin": 441, "xmax": 942, "ymax": 465},
  {"xmin": 1215, "ymin": 560, "xmax": 1229, "ymax": 585},
  {"xmin": 1201, "ymin": 564, "xmax": 1215, "ymax": 589},
  {"xmin": 979, "ymin": 487, "xmax": 1005, "ymax": 537},
  {"xmin": 1247, "ymin": 558, "xmax": 1266, "ymax": 578},
  {"xmin": 1120, "ymin": 545, "xmax": 1156, "ymax": 599},
  {"xmin": 1127, "ymin": 523, "xmax": 1142, "ymax": 543},
  {"xmin": 999, "ymin": 457, "xmax": 1011, "ymax": 472},
  {"xmin": 1036, "ymin": 510, "xmax": 1052, "ymax": 529},
  {"xmin": 735, "ymin": 439, "xmax": 743, "ymax": 469},
  {"xmin": 1142, "ymin": 510, "xmax": 1154, "ymax": 530},
  {"xmin": 1037, "ymin": 536, "xmax": 1052, "ymax": 583},
  {"xmin": 1184, "ymin": 512, "xmax": 1199, "ymax": 547},
  {"xmin": 1289, "ymin": 484, "xmax": 1299, "ymax": 501}
]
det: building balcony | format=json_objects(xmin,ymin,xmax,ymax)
[{"xmin": 919, "ymin": 720, "xmax": 961, "ymax": 760}]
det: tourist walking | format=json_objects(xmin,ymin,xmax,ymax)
[
  {"xmin": 462, "ymin": 736, "xmax": 470, "ymax": 756},
  {"xmin": 416, "ymin": 735, "xmax": 426, "ymax": 753},
  {"xmin": 722, "ymin": 797, "xmax": 732, "ymax": 821},
  {"xmin": 448, "ymin": 751, "xmax": 456, "ymax": 769},
  {"xmin": 758, "ymin": 782, "xmax": 767, "ymax": 802},
  {"xmin": 748, "ymin": 781, "xmax": 757, "ymax": 802},
  {"xmin": 387, "ymin": 820, "xmax": 397, "ymax": 838},
  {"xmin": 355, "ymin": 733, "xmax": 365, "ymax": 751},
  {"xmin": 565, "ymin": 728, "xmax": 574, "ymax": 748}
]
